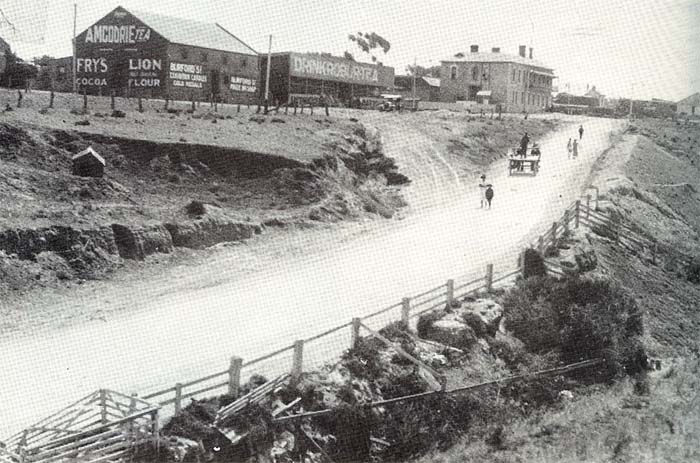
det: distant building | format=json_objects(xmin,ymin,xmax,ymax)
[
  {"xmin": 72, "ymin": 147, "xmax": 106, "ymax": 178},
  {"xmin": 39, "ymin": 56, "xmax": 73, "ymax": 92},
  {"xmin": 74, "ymin": 5, "xmax": 259, "ymax": 103},
  {"xmin": 677, "ymin": 92, "xmax": 700, "ymax": 117},
  {"xmin": 584, "ymin": 85, "xmax": 605, "ymax": 107},
  {"xmin": 0, "ymin": 36, "xmax": 12, "ymax": 74},
  {"xmin": 260, "ymin": 52, "xmax": 394, "ymax": 107},
  {"xmin": 439, "ymin": 45, "xmax": 555, "ymax": 112},
  {"xmin": 394, "ymin": 75, "xmax": 440, "ymax": 102}
]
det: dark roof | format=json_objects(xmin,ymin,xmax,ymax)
[
  {"xmin": 125, "ymin": 7, "xmax": 257, "ymax": 55},
  {"xmin": 442, "ymin": 51, "xmax": 553, "ymax": 73},
  {"xmin": 678, "ymin": 92, "xmax": 700, "ymax": 105}
]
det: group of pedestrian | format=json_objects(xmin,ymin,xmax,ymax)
[{"xmin": 567, "ymin": 125, "xmax": 584, "ymax": 159}]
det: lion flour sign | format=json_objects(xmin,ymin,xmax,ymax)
[
  {"xmin": 230, "ymin": 76, "xmax": 256, "ymax": 93},
  {"xmin": 169, "ymin": 62, "xmax": 208, "ymax": 89},
  {"xmin": 290, "ymin": 54, "xmax": 379, "ymax": 84},
  {"xmin": 128, "ymin": 58, "xmax": 162, "ymax": 88}
]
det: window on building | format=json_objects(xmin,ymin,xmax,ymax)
[
  {"xmin": 201, "ymin": 52, "xmax": 208, "ymax": 62},
  {"xmin": 512, "ymin": 68, "xmax": 516, "ymax": 82},
  {"xmin": 450, "ymin": 65, "xmax": 458, "ymax": 80},
  {"xmin": 242, "ymin": 57, "xmax": 247, "ymax": 68},
  {"xmin": 222, "ymin": 55, "xmax": 228, "ymax": 65},
  {"xmin": 472, "ymin": 66, "xmax": 479, "ymax": 81},
  {"xmin": 180, "ymin": 48, "xmax": 189, "ymax": 60},
  {"xmin": 223, "ymin": 75, "xmax": 230, "ymax": 85}
]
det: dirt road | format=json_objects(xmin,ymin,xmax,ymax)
[{"xmin": 0, "ymin": 114, "xmax": 624, "ymax": 437}]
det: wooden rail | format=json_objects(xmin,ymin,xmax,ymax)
[{"xmin": 12, "ymin": 193, "xmax": 672, "ymax": 463}]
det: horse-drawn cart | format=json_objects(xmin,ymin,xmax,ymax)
[{"xmin": 508, "ymin": 145, "xmax": 541, "ymax": 176}]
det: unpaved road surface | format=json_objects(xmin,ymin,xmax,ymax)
[{"xmin": 1, "ymin": 114, "xmax": 624, "ymax": 437}]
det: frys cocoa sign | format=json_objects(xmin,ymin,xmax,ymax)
[
  {"xmin": 75, "ymin": 57, "xmax": 163, "ymax": 89},
  {"xmin": 290, "ymin": 54, "xmax": 380, "ymax": 84}
]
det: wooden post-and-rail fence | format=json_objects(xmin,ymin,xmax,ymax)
[{"xmin": 7, "ymin": 193, "xmax": 642, "ymax": 460}]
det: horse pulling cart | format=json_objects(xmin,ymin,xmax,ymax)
[{"xmin": 508, "ymin": 145, "xmax": 542, "ymax": 176}]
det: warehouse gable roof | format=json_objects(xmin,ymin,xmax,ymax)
[
  {"xmin": 125, "ymin": 7, "xmax": 257, "ymax": 55},
  {"xmin": 442, "ymin": 52, "xmax": 553, "ymax": 73}
]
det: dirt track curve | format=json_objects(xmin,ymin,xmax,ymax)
[{"xmin": 0, "ymin": 114, "xmax": 624, "ymax": 437}]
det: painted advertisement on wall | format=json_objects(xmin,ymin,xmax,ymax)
[
  {"xmin": 288, "ymin": 53, "xmax": 394, "ymax": 87},
  {"xmin": 169, "ymin": 62, "xmax": 208, "ymax": 89},
  {"xmin": 229, "ymin": 76, "xmax": 257, "ymax": 93},
  {"xmin": 75, "ymin": 6, "xmax": 168, "ymax": 94}
]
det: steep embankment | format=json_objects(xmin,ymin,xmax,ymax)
[
  {"xmin": 413, "ymin": 119, "xmax": 700, "ymax": 462},
  {"xmin": 0, "ymin": 117, "xmax": 407, "ymax": 297}
]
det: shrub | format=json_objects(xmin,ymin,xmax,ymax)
[
  {"xmin": 501, "ymin": 276, "xmax": 645, "ymax": 381},
  {"xmin": 185, "ymin": 200, "xmax": 206, "ymax": 216},
  {"xmin": 416, "ymin": 310, "xmax": 444, "ymax": 338},
  {"xmin": 686, "ymin": 260, "xmax": 700, "ymax": 284},
  {"xmin": 315, "ymin": 404, "xmax": 374, "ymax": 462},
  {"xmin": 461, "ymin": 312, "xmax": 489, "ymax": 338},
  {"xmin": 341, "ymin": 337, "xmax": 384, "ymax": 380},
  {"xmin": 523, "ymin": 248, "xmax": 547, "ymax": 279}
]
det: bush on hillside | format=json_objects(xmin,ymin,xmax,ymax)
[
  {"xmin": 686, "ymin": 260, "xmax": 700, "ymax": 284},
  {"xmin": 341, "ymin": 337, "xmax": 385, "ymax": 380},
  {"xmin": 523, "ymin": 248, "xmax": 547, "ymax": 279},
  {"xmin": 501, "ymin": 276, "xmax": 645, "ymax": 380},
  {"xmin": 416, "ymin": 310, "xmax": 444, "ymax": 338}
]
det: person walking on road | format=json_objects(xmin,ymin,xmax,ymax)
[
  {"xmin": 485, "ymin": 184, "xmax": 494, "ymax": 209},
  {"xmin": 479, "ymin": 174, "xmax": 488, "ymax": 208},
  {"xmin": 520, "ymin": 132, "xmax": 530, "ymax": 157},
  {"xmin": 567, "ymin": 138, "xmax": 573, "ymax": 159},
  {"xmin": 572, "ymin": 139, "xmax": 579, "ymax": 159},
  {"xmin": 578, "ymin": 125, "xmax": 584, "ymax": 140}
]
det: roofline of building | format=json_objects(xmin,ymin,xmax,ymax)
[
  {"xmin": 268, "ymin": 51, "xmax": 393, "ymax": 68},
  {"xmin": 440, "ymin": 56, "xmax": 553, "ymax": 72},
  {"xmin": 215, "ymin": 23, "xmax": 258, "ymax": 55}
]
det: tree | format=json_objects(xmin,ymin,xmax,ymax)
[
  {"xmin": 343, "ymin": 51, "xmax": 355, "ymax": 61},
  {"xmin": 405, "ymin": 64, "xmax": 441, "ymax": 78},
  {"xmin": 1, "ymin": 49, "xmax": 38, "ymax": 88},
  {"xmin": 346, "ymin": 32, "xmax": 391, "ymax": 64},
  {"xmin": 454, "ymin": 52, "xmax": 465, "ymax": 58}
]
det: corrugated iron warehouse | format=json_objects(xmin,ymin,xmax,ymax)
[{"xmin": 74, "ymin": 6, "xmax": 259, "ymax": 103}]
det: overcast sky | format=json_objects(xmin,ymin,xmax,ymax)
[{"xmin": 1, "ymin": 0, "xmax": 697, "ymax": 101}]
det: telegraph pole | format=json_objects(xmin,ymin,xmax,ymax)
[
  {"xmin": 264, "ymin": 34, "xmax": 272, "ymax": 104},
  {"xmin": 411, "ymin": 57, "xmax": 416, "ymax": 111},
  {"xmin": 72, "ymin": 3, "xmax": 77, "ymax": 93}
]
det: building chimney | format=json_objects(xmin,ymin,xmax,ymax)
[
  {"xmin": 519, "ymin": 45, "xmax": 526, "ymax": 57},
  {"xmin": 491, "ymin": 47, "xmax": 500, "ymax": 53},
  {"xmin": 470, "ymin": 44, "xmax": 479, "ymax": 53},
  {"xmin": 529, "ymin": 47, "xmax": 533, "ymax": 59}
]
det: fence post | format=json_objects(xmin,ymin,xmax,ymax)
[
  {"xmin": 551, "ymin": 222, "xmax": 558, "ymax": 244},
  {"xmin": 237, "ymin": 103, "xmax": 241, "ymax": 113},
  {"xmin": 111, "ymin": 90, "xmax": 115, "ymax": 110},
  {"xmin": 485, "ymin": 264, "xmax": 494, "ymax": 292},
  {"xmin": 401, "ymin": 297, "xmax": 411, "ymax": 325},
  {"xmin": 83, "ymin": 88, "xmax": 88, "ymax": 112},
  {"xmin": 351, "ymin": 317, "xmax": 361, "ymax": 349},
  {"xmin": 563, "ymin": 210, "xmax": 570, "ymax": 235},
  {"xmin": 520, "ymin": 251, "xmax": 527, "ymax": 278},
  {"xmin": 49, "ymin": 90, "xmax": 55, "ymax": 109},
  {"xmin": 138, "ymin": 95, "xmax": 143, "ymax": 112},
  {"xmin": 129, "ymin": 393, "xmax": 137, "ymax": 415},
  {"xmin": 291, "ymin": 340, "xmax": 304, "ymax": 384},
  {"xmin": 99, "ymin": 389, "xmax": 107, "ymax": 424},
  {"xmin": 174, "ymin": 383, "xmax": 183, "ymax": 415},
  {"xmin": 586, "ymin": 195, "xmax": 591, "ymax": 222},
  {"xmin": 17, "ymin": 89, "xmax": 22, "ymax": 108},
  {"xmin": 446, "ymin": 279, "xmax": 454, "ymax": 307},
  {"xmin": 538, "ymin": 235, "xmax": 544, "ymax": 254},
  {"xmin": 575, "ymin": 200, "xmax": 581, "ymax": 229},
  {"xmin": 228, "ymin": 356, "xmax": 243, "ymax": 397},
  {"xmin": 151, "ymin": 410, "xmax": 160, "ymax": 457}
]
